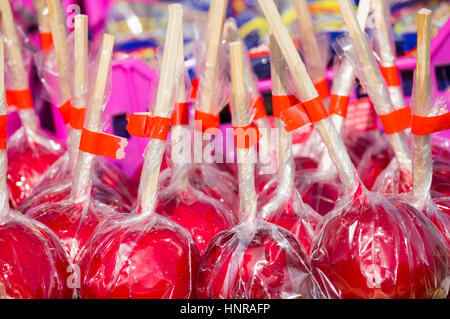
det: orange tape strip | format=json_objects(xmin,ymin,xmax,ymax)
[
  {"xmin": 314, "ymin": 78, "xmax": 330, "ymax": 100},
  {"xmin": 195, "ymin": 110, "xmax": 220, "ymax": 133},
  {"xmin": 272, "ymin": 95, "xmax": 299, "ymax": 118},
  {"xmin": 171, "ymin": 102, "xmax": 189, "ymax": 126},
  {"xmin": 280, "ymin": 103, "xmax": 311, "ymax": 132},
  {"xmin": 412, "ymin": 112, "xmax": 450, "ymax": 136},
  {"xmin": 190, "ymin": 78, "xmax": 199, "ymax": 100},
  {"xmin": 40, "ymin": 32, "xmax": 53, "ymax": 51},
  {"xmin": 379, "ymin": 106, "xmax": 412, "ymax": 134},
  {"xmin": 233, "ymin": 122, "xmax": 262, "ymax": 149},
  {"xmin": 303, "ymin": 96, "xmax": 329, "ymax": 123},
  {"xmin": 380, "ymin": 65, "xmax": 401, "ymax": 87},
  {"xmin": 126, "ymin": 114, "xmax": 171, "ymax": 140},
  {"xmin": 58, "ymin": 100, "xmax": 72, "ymax": 124},
  {"xmin": 70, "ymin": 106, "xmax": 86, "ymax": 130},
  {"xmin": 6, "ymin": 89, "xmax": 33, "ymax": 110},
  {"xmin": 252, "ymin": 96, "xmax": 267, "ymax": 120},
  {"xmin": 79, "ymin": 129, "xmax": 127, "ymax": 159},
  {"xmin": 329, "ymin": 94, "xmax": 350, "ymax": 117},
  {"xmin": 0, "ymin": 115, "xmax": 7, "ymax": 149}
]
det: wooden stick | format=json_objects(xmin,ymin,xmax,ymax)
[
  {"xmin": 412, "ymin": 8, "xmax": 432, "ymax": 198},
  {"xmin": 292, "ymin": 0, "xmax": 323, "ymax": 83},
  {"xmin": 34, "ymin": 0, "xmax": 51, "ymax": 34},
  {"xmin": 0, "ymin": 38, "xmax": 8, "ymax": 212},
  {"xmin": 229, "ymin": 41, "xmax": 257, "ymax": 223},
  {"xmin": 47, "ymin": 0, "xmax": 72, "ymax": 105},
  {"xmin": 71, "ymin": 33, "xmax": 115, "ymax": 201},
  {"xmin": 336, "ymin": 0, "xmax": 412, "ymax": 179},
  {"xmin": 73, "ymin": 14, "xmax": 88, "ymax": 110},
  {"xmin": 257, "ymin": 0, "xmax": 357, "ymax": 190},
  {"xmin": 0, "ymin": 0, "xmax": 38, "ymax": 131},
  {"xmin": 138, "ymin": 4, "xmax": 183, "ymax": 215},
  {"xmin": 197, "ymin": 0, "xmax": 228, "ymax": 114}
]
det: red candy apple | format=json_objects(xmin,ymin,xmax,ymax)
[
  {"xmin": 7, "ymin": 131, "xmax": 64, "ymax": 208},
  {"xmin": 0, "ymin": 211, "xmax": 73, "ymax": 299},
  {"xmin": 196, "ymin": 222, "xmax": 318, "ymax": 298},
  {"xmin": 79, "ymin": 214, "xmax": 200, "ymax": 298},
  {"xmin": 311, "ymin": 186, "xmax": 449, "ymax": 299},
  {"xmin": 156, "ymin": 192, "xmax": 235, "ymax": 255}
]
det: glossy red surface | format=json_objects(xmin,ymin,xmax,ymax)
[
  {"xmin": 311, "ymin": 189, "xmax": 449, "ymax": 299},
  {"xmin": 197, "ymin": 224, "xmax": 315, "ymax": 299},
  {"xmin": 300, "ymin": 181, "xmax": 341, "ymax": 216},
  {"xmin": 79, "ymin": 216, "xmax": 200, "ymax": 299},
  {"xmin": 0, "ymin": 217, "xmax": 73, "ymax": 299}
]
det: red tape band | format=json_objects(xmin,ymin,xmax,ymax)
[
  {"xmin": 252, "ymin": 96, "xmax": 267, "ymax": 120},
  {"xmin": 70, "ymin": 106, "xmax": 86, "ymax": 130},
  {"xmin": 0, "ymin": 114, "xmax": 7, "ymax": 149},
  {"xmin": 6, "ymin": 88, "xmax": 33, "ymax": 110},
  {"xmin": 412, "ymin": 112, "xmax": 450, "ymax": 136},
  {"xmin": 314, "ymin": 78, "xmax": 331, "ymax": 100},
  {"xmin": 126, "ymin": 114, "xmax": 171, "ymax": 140},
  {"xmin": 380, "ymin": 65, "xmax": 401, "ymax": 87},
  {"xmin": 272, "ymin": 95, "xmax": 300, "ymax": 118},
  {"xmin": 58, "ymin": 100, "xmax": 72, "ymax": 124},
  {"xmin": 195, "ymin": 110, "xmax": 220, "ymax": 133},
  {"xmin": 303, "ymin": 96, "xmax": 329, "ymax": 123},
  {"xmin": 233, "ymin": 122, "xmax": 262, "ymax": 149},
  {"xmin": 40, "ymin": 32, "xmax": 53, "ymax": 51},
  {"xmin": 190, "ymin": 78, "xmax": 199, "ymax": 100},
  {"xmin": 171, "ymin": 102, "xmax": 189, "ymax": 126},
  {"xmin": 79, "ymin": 129, "xmax": 127, "ymax": 159},
  {"xmin": 280, "ymin": 102, "xmax": 311, "ymax": 132},
  {"xmin": 329, "ymin": 94, "xmax": 350, "ymax": 117},
  {"xmin": 379, "ymin": 106, "xmax": 412, "ymax": 134}
]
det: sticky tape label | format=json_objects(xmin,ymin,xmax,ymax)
[
  {"xmin": 70, "ymin": 106, "xmax": 86, "ymax": 130},
  {"xmin": 171, "ymin": 102, "xmax": 189, "ymax": 126},
  {"xmin": 195, "ymin": 110, "xmax": 220, "ymax": 133},
  {"xmin": 58, "ymin": 100, "xmax": 72, "ymax": 124},
  {"xmin": 252, "ymin": 96, "xmax": 267, "ymax": 120},
  {"xmin": 314, "ymin": 78, "xmax": 331, "ymax": 100},
  {"xmin": 40, "ymin": 32, "xmax": 53, "ymax": 51},
  {"xmin": 272, "ymin": 95, "xmax": 300, "ymax": 118},
  {"xmin": 329, "ymin": 94, "xmax": 350, "ymax": 117},
  {"xmin": 233, "ymin": 122, "xmax": 262, "ymax": 149},
  {"xmin": 380, "ymin": 65, "xmax": 401, "ymax": 87},
  {"xmin": 0, "ymin": 115, "xmax": 7, "ymax": 149},
  {"xmin": 6, "ymin": 89, "xmax": 33, "ymax": 110},
  {"xmin": 303, "ymin": 96, "xmax": 329, "ymax": 123},
  {"xmin": 379, "ymin": 106, "xmax": 412, "ymax": 134},
  {"xmin": 190, "ymin": 78, "xmax": 199, "ymax": 100},
  {"xmin": 280, "ymin": 103, "xmax": 311, "ymax": 132},
  {"xmin": 412, "ymin": 112, "xmax": 450, "ymax": 136},
  {"xmin": 79, "ymin": 129, "xmax": 128, "ymax": 159},
  {"xmin": 126, "ymin": 113, "xmax": 171, "ymax": 140}
]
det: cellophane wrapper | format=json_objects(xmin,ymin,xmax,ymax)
[
  {"xmin": 78, "ymin": 213, "xmax": 200, "ymax": 299},
  {"xmin": 0, "ymin": 209, "xmax": 74, "ymax": 299},
  {"xmin": 7, "ymin": 127, "xmax": 65, "ymax": 208},
  {"xmin": 310, "ymin": 184, "xmax": 449, "ymax": 299},
  {"xmin": 196, "ymin": 219, "xmax": 322, "ymax": 299}
]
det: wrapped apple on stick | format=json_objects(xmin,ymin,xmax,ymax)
[
  {"xmin": 258, "ymin": 0, "xmax": 449, "ymax": 298},
  {"xmin": 25, "ymin": 32, "xmax": 131, "ymax": 265},
  {"xmin": 0, "ymin": 38, "xmax": 73, "ymax": 299},
  {"xmin": 27, "ymin": 14, "xmax": 136, "ymax": 214},
  {"xmin": 196, "ymin": 41, "xmax": 319, "ymax": 299},
  {"xmin": 154, "ymin": 29, "xmax": 236, "ymax": 255},
  {"xmin": 1, "ymin": 0, "xmax": 65, "ymax": 208},
  {"xmin": 79, "ymin": 5, "xmax": 200, "ymax": 298},
  {"xmin": 256, "ymin": 31, "xmax": 321, "ymax": 256}
]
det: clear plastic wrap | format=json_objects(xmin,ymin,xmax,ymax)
[
  {"xmin": 7, "ymin": 127, "xmax": 65, "ymax": 208},
  {"xmin": 197, "ymin": 220, "xmax": 321, "ymax": 299},
  {"xmin": 311, "ymin": 184, "xmax": 449, "ymax": 299},
  {"xmin": 79, "ymin": 213, "xmax": 200, "ymax": 298},
  {"xmin": 0, "ymin": 209, "xmax": 74, "ymax": 299}
]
